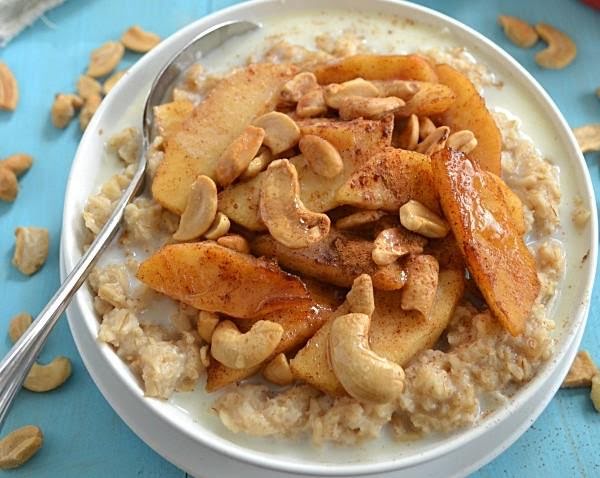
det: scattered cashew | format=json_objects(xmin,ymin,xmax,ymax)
[
  {"xmin": 323, "ymin": 78, "xmax": 380, "ymax": 108},
  {"xmin": 329, "ymin": 313, "xmax": 405, "ymax": 403},
  {"xmin": 51, "ymin": 94, "xmax": 83, "ymax": 128},
  {"xmin": 197, "ymin": 310, "xmax": 220, "ymax": 343},
  {"xmin": 79, "ymin": 94, "xmax": 102, "ymax": 131},
  {"xmin": 591, "ymin": 375, "xmax": 600, "ymax": 412},
  {"xmin": 396, "ymin": 114, "xmax": 419, "ymax": 150},
  {"xmin": 0, "ymin": 425, "xmax": 43, "ymax": 470},
  {"xmin": 173, "ymin": 175, "xmax": 218, "ymax": 241},
  {"xmin": 573, "ymin": 124, "xmax": 600, "ymax": 153},
  {"xmin": 210, "ymin": 320, "xmax": 283, "ymax": 369},
  {"xmin": 12, "ymin": 227, "xmax": 49, "ymax": 275},
  {"xmin": 345, "ymin": 274, "xmax": 375, "ymax": 316},
  {"xmin": 418, "ymin": 117, "xmax": 436, "ymax": 141},
  {"xmin": 335, "ymin": 210, "xmax": 386, "ymax": 230},
  {"xmin": 262, "ymin": 353, "xmax": 293, "ymax": 386},
  {"xmin": 216, "ymin": 234, "xmax": 251, "ymax": 254},
  {"xmin": 0, "ymin": 62, "xmax": 19, "ymax": 111},
  {"xmin": 103, "ymin": 70, "xmax": 127, "ymax": 95},
  {"xmin": 372, "ymin": 80, "xmax": 420, "ymax": 100},
  {"xmin": 215, "ymin": 125, "xmax": 265, "ymax": 187},
  {"xmin": 9, "ymin": 312, "xmax": 32, "ymax": 343},
  {"xmin": 23, "ymin": 356, "xmax": 72, "ymax": 392},
  {"xmin": 296, "ymin": 88, "xmax": 328, "ymax": 118},
  {"xmin": 204, "ymin": 212, "xmax": 231, "ymax": 240},
  {"xmin": 240, "ymin": 147, "xmax": 273, "ymax": 180},
  {"xmin": 535, "ymin": 23, "xmax": 576, "ymax": 69},
  {"xmin": 399, "ymin": 200, "xmax": 449, "ymax": 238},
  {"xmin": 401, "ymin": 254, "xmax": 439, "ymax": 318},
  {"xmin": 76, "ymin": 75, "xmax": 102, "ymax": 100},
  {"xmin": 298, "ymin": 134, "xmax": 343, "ymax": 178},
  {"xmin": 253, "ymin": 112, "xmax": 300, "ymax": 155},
  {"xmin": 0, "ymin": 167, "xmax": 18, "ymax": 202},
  {"xmin": 281, "ymin": 72, "xmax": 319, "ymax": 102},
  {"xmin": 0, "ymin": 154, "xmax": 33, "ymax": 176},
  {"xmin": 447, "ymin": 130, "xmax": 478, "ymax": 154},
  {"xmin": 372, "ymin": 227, "xmax": 424, "ymax": 266},
  {"xmin": 415, "ymin": 126, "xmax": 450, "ymax": 155},
  {"xmin": 86, "ymin": 41, "xmax": 124, "ymax": 78},
  {"xmin": 200, "ymin": 344, "xmax": 211, "ymax": 368},
  {"xmin": 121, "ymin": 25, "xmax": 161, "ymax": 53},
  {"xmin": 259, "ymin": 159, "xmax": 330, "ymax": 248},
  {"xmin": 337, "ymin": 96, "xmax": 404, "ymax": 120},
  {"xmin": 498, "ymin": 15, "xmax": 539, "ymax": 48}
]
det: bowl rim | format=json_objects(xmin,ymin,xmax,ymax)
[{"xmin": 61, "ymin": 0, "xmax": 598, "ymax": 475}]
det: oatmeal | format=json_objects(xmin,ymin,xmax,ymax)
[{"xmin": 82, "ymin": 18, "xmax": 566, "ymax": 446}]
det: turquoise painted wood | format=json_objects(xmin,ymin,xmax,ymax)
[{"xmin": 0, "ymin": 0, "xmax": 598, "ymax": 476}]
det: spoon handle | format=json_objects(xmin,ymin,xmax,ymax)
[{"xmin": 0, "ymin": 157, "xmax": 146, "ymax": 430}]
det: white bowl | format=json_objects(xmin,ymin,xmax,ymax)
[{"xmin": 60, "ymin": 1, "xmax": 597, "ymax": 476}]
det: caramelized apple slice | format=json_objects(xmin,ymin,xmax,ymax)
[
  {"xmin": 313, "ymin": 54, "xmax": 438, "ymax": 84},
  {"xmin": 431, "ymin": 148, "xmax": 540, "ymax": 336},
  {"xmin": 433, "ymin": 64, "xmax": 502, "ymax": 175},
  {"xmin": 153, "ymin": 100, "xmax": 194, "ymax": 138},
  {"xmin": 152, "ymin": 64, "xmax": 297, "ymax": 214},
  {"xmin": 137, "ymin": 241, "xmax": 310, "ymax": 319}
]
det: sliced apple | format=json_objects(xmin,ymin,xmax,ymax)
[
  {"xmin": 431, "ymin": 148, "xmax": 540, "ymax": 336},
  {"xmin": 136, "ymin": 241, "xmax": 310, "ymax": 319}
]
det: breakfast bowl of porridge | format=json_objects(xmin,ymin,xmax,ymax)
[{"xmin": 59, "ymin": 0, "xmax": 596, "ymax": 476}]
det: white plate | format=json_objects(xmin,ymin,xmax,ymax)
[{"xmin": 60, "ymin": 0, "xmax": 597, "ymax": 476}]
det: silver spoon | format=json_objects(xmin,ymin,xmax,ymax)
[{"xmin": 0, "ymin": 19, "xmax": 260, "ymax": 430}]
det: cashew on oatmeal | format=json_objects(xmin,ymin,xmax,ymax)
[{"xmin": 83, "ymin": 33, "xmax": 564, "ymax": 445}]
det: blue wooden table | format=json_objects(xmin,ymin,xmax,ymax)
[{"xmin": 0, "ymin": 0, "xmax": 598, "ymax": 476}]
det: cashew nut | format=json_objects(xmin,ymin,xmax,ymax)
[
  {"xmin": 173, "ymin": 175, "xmax": 218, "ymax": 241},
  {"xmin": 0, "ymin": 62, "xmax": 19, "ymax": 111},
  {"xmin": 210, "ymin": 320, "xmax": 283, "ymax": 369},
  {"xmin": 345, "ymin": 274, "xmax": 375, "ymax": 316},
  {"xmin": 121, "ymin": 25, "xmax": 161, "ymax": 53},
  {"xmin": 337, "ymin": 96, "xmax": 404, "ymax": 120},
  {"xmin": 418, "ymin": 117, "xmax": 436, "ymax": 141},
  {"xmin": 79, "ymin": 93, "xmax": 102, "ymax": 131},
  {"xmin": 23, "ymin": 356, "xmax": 72, "ymax": 392},
  {"xmin": 86, "ymin": 41, "xmax": 124, "ymax": 77},
  {"xmin": 399, "ymin": 200, "xmax": 449, "ymax": 238},
  {"xmin": 415, "ymin": 126, "xmax": 450, "ymax": 155},
  {"xmin": 573, "ymin": 124, "xmax": 600, "ymax": 153},
  {"xmin": 281, "ymin": 72, "xmax": 319, "ymax": 102},
  {"xmin": 259, "ymin": 159, "xmax": 330, "ymax": 248},
  {"xmin": 591, "ymin": 375, "xmax": 600, "ymax": 412},
  {"xmin": 103, "ymin": 70, "xmax": 127, "ymax": 95},
  {"xmin": 197, "ymin": 310, "xmax": 220, "ymax": 343},
  {"xmin": 204, "ymin": 212, "xmax": 231, "ymax": 240},
  {"xmin": 253, "ymin": 112, "xmax": 300, "ymax": 155},
  {"xmin": 372, "ymin": 80, "xmax": 420, "ymax": 100},
  {"xmin": 372, "ymin": 227, "xmax": 425, "ymax": 266},
  {"xmin": 335, "ymin": 210, "xmax": 386, "ymax": 230},
  {"xmin": 498, "ymin": 15, "xmax": 539, "ymax": 48},
  {"xmin": 298, "ymin": 135, "xmax": 343, "ymax": 178},
  {"xmin": 240, "ymin": 147, "xmax": 273, "ymax": 181},
  {"xmin": 395, "ymin": 114, "xmax": 419, "ymax": 150},
  {"xmin": 0, "ymin": 425, "xmax": 43, "ymax": 470},
  {"xmin": 200, "ymin": 344, "xmax": 211, "ymax": 367},
  {"xmin": 447, "ymin": 129, "xmax": 478, "ymax": 154},
  {"xmin": 216, "ymin": 234, "xmax": 251, "ymax": 254},
  {"xmin": 323, "ymin": 78, "xmax": 380, "ymax": 109},
  {"xmin": 262, "ymin": 353, "xmax": 293, "ymax": 386},
  {"xmin": 329, "ymin": 313, "xmax": 405, "ymax": 403},
  {"xmin": 0, "ymin": 167, "xmax": 18, "ymax": 202},
  {"xmin": 296, "ymin": 88, "xmax": 328, "ymax": 118},
  {"xmin": 76, "ymin": 75, "xmax": 102, "ymax": 100},
  {"xmin": 215, "ymin": 125, "xmax": 265, "ymax": 187},
  {"xmin": 12, "ymin": 227, "xmax": 49, "ymax": 276},
  {"xmin": 535, "ymin": 23, "xmax": 576, "ymax": 69},
  {"xmin": 0, "ymin": 154, "xmax": 33, "ymax": 176},
  {"xmin": 401, "ymin": 254, "xmax": 439, "ymax": 318},
  {"xmin": 51, "ymin": 94, "xmax": 83, "ymax": 128},
  {"xmin": 8, "ymin": 312, "xmax": 32, "ymax": 343}
]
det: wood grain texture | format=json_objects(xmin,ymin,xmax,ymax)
[{"xmin": 0, "ymin": 0, "xmax": 598, "ymax": 476}]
